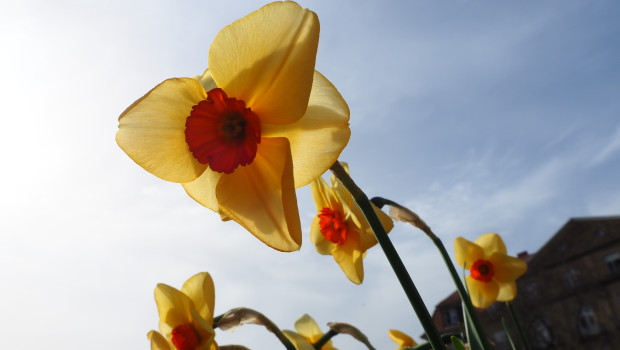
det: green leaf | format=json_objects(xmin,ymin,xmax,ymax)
[{"xmin": 451, "ymin": 336, "xmax": 466, "ymax": 350}]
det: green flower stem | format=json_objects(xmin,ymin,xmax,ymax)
[
  {"xmin": 329, "ymin": 161, "xmax": 447, "ymax": 350},
  {"xmin": 369, "ymin": 196, "xmax": 492, "ymax": 350},
  {"xmin": 313, "ymin": 329, "xmax": 337, "ymax": 350},
  {"xmin": 507, "ymin": 302, "xmax": 531, "ymax": 350},
  {"xmin": 432, "ymin": 236, "xmax": 492, "ymax": 350}
]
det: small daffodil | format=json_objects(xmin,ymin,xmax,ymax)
[
  {"xmin": 282, "ymin": 330, "xmax": 316, "ymax": 350},
  {"xmin": 293, "ymin": 314, "xmax": 337, "ymax": 350},
  {"xmin": 310, "ymin": 164, "xmax": 393, "ymax": 284},
  {"xmin": 148, "ymin": 272, "xmax": 218, "ymax": 350},
  {"xmin": 454, "ymin": 233, "xmax": 527, "ymax": 309}
]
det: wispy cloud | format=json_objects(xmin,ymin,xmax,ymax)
[{"xmin": 588, "ymin": 124, "xmax": 620, "ymax": 166}]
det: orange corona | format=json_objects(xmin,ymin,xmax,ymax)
[
  {"xmin": 317, "ymin": 208, "xmax": 348, "ymax": 245},
  {"xmin": 171, "ymin": 324, "xmax": 201, "ymax": 350},
  {"xmin": 185, "ymin": 88, "xmax": 261, "ymax": 174},
  {"xmin": 470, "ymin": 259, "xmax": 494, "ymax": 282}
]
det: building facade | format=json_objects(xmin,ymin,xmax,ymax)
[{"xmin": 429, "ymin": 216, "xmax": 620, "ymax": 350}]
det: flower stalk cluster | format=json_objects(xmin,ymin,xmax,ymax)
[{"xmin": 116, "ymin": 2, "xmax": 530, "ymax": 350}]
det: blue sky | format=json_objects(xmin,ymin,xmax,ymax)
[{"xmin": 1, "ymin": 0, "xmax": 619, "ymax": 349}]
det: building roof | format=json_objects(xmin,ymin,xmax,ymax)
[{"xmin": 525, "ymin": 215, "xmax": 620, "ymax": 269}]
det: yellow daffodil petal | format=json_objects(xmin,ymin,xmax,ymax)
[
  {"xmin": 216, "ymin": 137, "xmax": 301, "ymax": 252},
  {"xmin": 116, "ymin": 78, "xmax": 208, "ymax": 183},
  {"xmin": 332, "ymin": 230, "xmax": 364, "ymax": 284},
  {"xmin": 310, "ymin": 176, "xmax": 334, "ymax": 212},
  {"xmin": 465, "ymin": 276, "xmax": 499, "ymax": 309},
  {"xmin": 283, "ymin": 330, "xmax": 315, "ymax": 350},
  {"xmin": 190, "ymin": 309, "xmax": 217, "ymax": 350},
  {"xmin": 192, "ymin": 69, "xmax": 217, "ymax": 92},
  {"xmin": 263, "ymin": 71, "xmax": 351, "ymax": 187},
  {"xmin": 181, "ymin": 272, "xmax": 215, "ymax": 324},
  {"xmin": 154, "ymin": 283, "xmax": 194, "ymax": 334},
  {"xmin": 209, "ymin": 1, "xmax": 319, "ymax": 125},
  {"xmin": 309, "ymin": 163, "xmax": 388, "ymax": 284},
  {"xmin": 182, "ymin": 168, "xmax": 223, "ymax": 213},
  {"xmin": 496, "ymin": 281, "xmax": 518, "ymax": 302},
  {"xmin": 295, "ymin": 314, "xmax": 322, "ymax": 342},
  {"xmin": 331, "ymin": 173, "xmax": 363, "ymax": 229},
  {"xmin": 388, "ymin": 329, "xmax": 416, "ymax": 347},
  {"xmin": 454, "ymin": 237, "xmax": 485, "ymax": 269},
  {"xmin": 474, "ymin": 233, "xmax": 507, "ymax": 255},
  {"xmin": 310, "ymin": 216, "xmax": 335, "ymax": 255},
  {"xmin": 489, "ymin": 252, "xmax": 528, "ymax": 283},
  {"xmin": 357, "ymin": 204, "xmax": 392, "ymax": 252},
  {"xmin": 148, "ymin": 330, "xmax": 172, "ymax": 350}
]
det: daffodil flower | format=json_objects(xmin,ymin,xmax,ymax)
[
  {"xmin": 310, "ymin": 164, "xmax": 393, "ymax": 284},
  {"xmin": 282, "ymin": 330, "xmax": 316, "ymax": 350},
  {"xmin": 116, "ymin": 1, "xmax": 350, "ymax": 252},
  {"xmin": 388, "ymin": 329, "xmax": 417, "ymax": 350},
  {"xmin": 454, "ymin": 233, "xmax": 527, "ymax": 309},
  {"xmin": 148, "ymin": 272, "xmax": 219, "ymax": 350},
  {"xmin": 291, "ymin": 314, "xmax": 337, "ymax": 350}
]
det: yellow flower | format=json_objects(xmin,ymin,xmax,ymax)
[
  {"xmin": 388, "ymin": 329, "xmax": 417, "ymax": 349},
  {"xmin": 148, "ymin": 272, "xmax": 219, "ymax": 350},
  {"xmin": 148, "ymin": 330, "xmax": 173, "ymax": 350},
  {"xmin": 292, "ymin": 314, "xmax": 337, "ymax": 350},
  {"xmin": 282, "ymin": 330, "xmax": 316, "ymax": 350},
  {"xmin": 454, "ymin": 233, "xmax": 527, "ymax": 309},
  {"xmin": 310, "ymin": 164, "xmax": 394, "ymax": 284},
  {"xmin": 116, "ymin": 1, "xmax": 350, "ymax": 252}
]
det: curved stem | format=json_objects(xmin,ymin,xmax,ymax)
[
  {"xmin": 370, "ymin": 196, "xmax": 492, "ymax": 350},
  {"xmin": 433, "ymin": 237, "xmax": 492, "ymax": 350},
  {"xmin": 329, "ymin": 162, "xmax": 446, "ymax": 350},
  {"xmin": 213, "ymin": 307, "xmax": 296, "ymax": 350},
  {"xmin": 313, "ymin": 329, "xmax": 337, "ymax": 350},
  {"xmin": 327, "ymin": 322, "xmax": 376, "ymax": 350}
]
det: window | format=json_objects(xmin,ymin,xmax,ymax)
[
  {"xmin": 525, "ymin": 282, "xmax": 539, "ymax": 299},
  {"xmin": 443, "ymin": 307, "xmax": 459, "ymax": 326},
  {"xmin": 605, "ymin": 252, "xmax": 620, "ymax": 274},
  {"xmin": 563, "ymin": 269, "xmax": 579, "ymax": 288},
  {"xmin": 578, "ymin": 305, "xmax": 600, "ymax": 337},
  {"xmin": 530, "ymin": 318, "xmax": 552, "ymax": 349}
]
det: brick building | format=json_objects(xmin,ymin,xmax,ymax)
[{"xmin": 429, "ymin": 216, "xmax": 620, "ymax": 350}]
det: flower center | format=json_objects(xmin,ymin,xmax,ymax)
[
  {"xmin": 185, "ymin": 88, "xmax": 261, "ymax": 174},
  {"xmin": 470, "ymin": 259, "xmax": 494, "ymax": 282},
  {"xmin": 171, "ymin": 324, "xmax": 200, "ymax": 350},
  {"xmin": 318, "ymin": 208, "xmax": 348, "ymax": 245}
]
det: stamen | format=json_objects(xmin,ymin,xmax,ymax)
[
  {"xmin": 171, "ymin": 324, "xmax": 200, "ymax": 350},
  {"xmin": 185, "ymin": 88, "xmax": 261, "ymax": 174},
  {"xmin": 470, "ymin": 259, "xmax": 494, "ymax": 282},
  {"xmin": 318, "ymin": 208, "xmax": 348, "ymax": 245}
]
